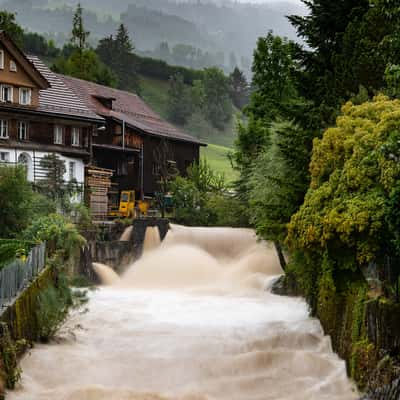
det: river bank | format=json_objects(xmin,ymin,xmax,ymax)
[{"xmin": 273, "ymin": 272, "xmax": 400, "ymax": 398}]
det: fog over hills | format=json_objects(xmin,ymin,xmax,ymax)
[{"xmin": 0, "ymin": 0, "xmax": 306, "ymax": 72}]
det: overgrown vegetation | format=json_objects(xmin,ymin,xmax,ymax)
[
  {"xmin": 170, "ymin": 159, "xmax": 247, "ymax": 227},
  {"xmin": 225, "ymin": 1, "xmax": 400, "ymax": 392}
]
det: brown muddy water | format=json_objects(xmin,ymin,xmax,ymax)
[{"xmin": 8, "ymin": 225, "xmax": 358, "ymax": 400}]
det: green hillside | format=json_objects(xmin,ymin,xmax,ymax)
[
  {"xmin": 139, "ymin": 75, "xmax": 170, "ymax": 119},
  {"xmin": 201, "ymin": 144, "xmax": 238, "ymax": 183},
  {"xmin": 139, "ymin": 74, "xmax": 238, "ymax": 182}
]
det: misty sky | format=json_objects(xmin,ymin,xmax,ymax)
[{"xmin": 236, "ymin": 0, "xmax": 302, "ymax": 3}]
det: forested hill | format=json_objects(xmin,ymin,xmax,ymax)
[{"xmin": 0, "ymin": 0, "xmax": 306, "ymax": 74}]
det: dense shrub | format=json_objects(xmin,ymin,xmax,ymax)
[
  {"xmin": 287, "ymin": 95, "xmax": 400, "ymax": 303},
  {"xmin": 170, "ymin": 160, "xmax": 245, "ymax": 227},
  {"xmin": 0, "ymin": 165, "xmax": 34, "ymax": 238},
  {"xmin": 22, "ymin": 214, "xmax": 86, "ymax": 259}
]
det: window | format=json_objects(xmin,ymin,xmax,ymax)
[
  {"xmin": 9, "ymin": 60, "xmax": 17, "ymax": 72},
  {"xmin": 69, "ymin": 161, "xmax": 76, "ymax": 181},
  {"xmin": 17, "ymin": 121, "xmax": 28, "ymax": 140},
  {"xmin": 0, "ymin": 50, "xmax": 4, "ymax": 69},
  {"xmin": 0, "ymin": 120, "xmax": 8, "ymax": 138},
  {"xmin": 1, "ymin": 85, "xmax": 13, "ymax": 102},
  {"xmin": 0, "ymin": 152, "xmax": 9, "ymax": 162},
  {"xmin": 19, "ymin": 88, "xmax": 31, "ymax": 105},
  {"xmin": 54, "ymin": 125, "xmax": 64, "ymax": 144},
  {"xmin": 71, "ymin": 127, "xmax": 80, "ymax": 146}
]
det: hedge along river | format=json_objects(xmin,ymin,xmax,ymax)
[{"xmin": 8, "ymin": 225, "xmax": 358, "ymax": 400}]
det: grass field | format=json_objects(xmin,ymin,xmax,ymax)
[
  {"xmin": 201, "ymin": 144, "xmax": 238, "ymax": 183},
  {"xmin": 139, "ymin": 75, "xmax": 238, "ymax": 182}
]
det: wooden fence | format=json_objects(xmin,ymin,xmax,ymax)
[{"xmin": 0, "ymin": 242, "xmax": 46, "ymax": 308}]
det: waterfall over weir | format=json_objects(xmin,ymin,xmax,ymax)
[{"xmin": 8, "ymin": 225, "xmax": 358, "ymax": 400}]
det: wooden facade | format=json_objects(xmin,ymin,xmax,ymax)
[
  {"xmin": 0, "ymin": 32, "xmax": 203, "ymax": 218},
  {"xmin": 61, "ymin": 75, "xmax": 204, "ymax": 201},
  {"xmin": 0, "ymin": 32, "xmax": 103, "ymax": 193}
]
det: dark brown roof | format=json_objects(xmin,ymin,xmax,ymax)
[
  {"xmin": 59, "ymin": 75, "xmax": 203, "ymax": 145},
  {"xmin": 26, "ymin": 55, "xmax": 104, "ymax": 123}
]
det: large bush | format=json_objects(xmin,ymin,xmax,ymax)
[
  {"xmin": 22, "ymin": 214, "xmax": 86, "ymax": 259},
  {"xmin": 170, "ymin": 160, "xmax": 246, "ymax": 227},
  {"xmin": 287, "ymin": 95, "xmax": 400, "ymax": 273},
  {"xmin": 0, "ymin": 165, "xmax": 34, "ymax": 238}
]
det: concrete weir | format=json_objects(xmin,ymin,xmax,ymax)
[{"xmin": 78, "ymin": 219, "xmax": 170, "ymax": 281}]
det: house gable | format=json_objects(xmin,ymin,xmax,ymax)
[{"xmin": 0, "ymin": 32, "xmax": 50, "ymax": 108}]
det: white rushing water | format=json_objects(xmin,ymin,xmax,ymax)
[{"xmin": 8, "ymin": 225, "xmax": 358, "ymax": 400}]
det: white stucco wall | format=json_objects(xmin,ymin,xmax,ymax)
[{"xmin": 0, "ymin": 147, "xmax": 85, "ymax": 185}]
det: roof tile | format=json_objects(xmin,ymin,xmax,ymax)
[
  {"xmin": 59, "ymin": 74, "xmax": 202, "ymax": 144},
  {"xmin": 27, "ymin": 55, "xmax": 104, "ymax": 122}
]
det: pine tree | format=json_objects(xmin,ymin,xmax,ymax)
[
  {"xmin": 71, "ymin": 3, "xmax": 89, "ymax": 52},
  {"xmin": 115, "ymin": 24, "xmax": 133, "ymax": 54},
  {"xmin": 229, "ymin": 67, "xmax": 249, "ymax": 109}
]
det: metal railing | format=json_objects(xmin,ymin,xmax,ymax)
[{"xmin": 0, "ymin": 242, "xmax": 46, "ymax": 308}]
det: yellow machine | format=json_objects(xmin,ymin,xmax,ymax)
[
  {"xmin": 109, "ymin": 190, "xmax": 135, "ymax": 218},
  {"xmin": 138, "ymin": 199, "xmax": 150, "ymax": 216},
  {"xmin": 119, "ymin": 190, "xmax": 135, "ymax": 217}
]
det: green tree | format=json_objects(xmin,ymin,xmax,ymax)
[
  {"xmin": 167, "ymin": 73, "xmax": 193, "ymax": 124},
  {"xmin": 249, "ymin": 120, "xmax": 314, "ymax": 268},
  {"xmin": 96, "ymin": 25, "xmax": 139, "ymax": 92},
  {"xmin": 37, "ymin": 154, "xmax": 66, "ymax": 203},
  {"xmin": 36, "ymin": 154, "xmax": 84, "ymax": 212},
  {"xmin": 200, "ymin": 67, "xmax": 233, "ymax": 130},
  {"xmin": 71, "ymin": 3, "xmax": 89, "ymax": 52},
  {"xmin": 231, "ymin": 31, "xmax": 308, "ymax": 210},
  {"xmin": 288, "ymin": 1, "xmax": 374, "ymax": 125},
  {"xmin": 52, "ymin": 49, "xmax": 118, "ymax": 87},
  {"xmin": 170, "ymin": 159, "xmax": 246, "ymax": 227},
  {"xmin": 0, "ymin": 165, "xmax": 33, "ymax": 238},
  {"xmin": 250, "ymin": 32, "xmax": 298, "ymax": 120},
  {"xmin": 229, "ymin": 67, "xmax": 249, "ymax": 110},
  {"xmin": 0, "ymin": 11, "xmax": 24, "ymax": 47}
]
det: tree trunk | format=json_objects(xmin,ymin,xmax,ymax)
[{"xmin": 274, "ymin": 241, "xmax": 287, "ymax": 272}]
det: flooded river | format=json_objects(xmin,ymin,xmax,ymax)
[{"xmin": 8, "ymin": 226, "xmax": 358, "ymax": 400}]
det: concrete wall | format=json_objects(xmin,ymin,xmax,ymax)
[{"xmin": 80, "ymin": 218, "xmax": 170, "ymax": 281}]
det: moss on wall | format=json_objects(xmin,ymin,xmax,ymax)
[
  {"xmin": 2, "ymin": 266, "xmax": 55, "ymax": 342},
  {"xmin": 0, "ymin": 266, "xmax": 56, "ymax": 395},
  {"xmin": 275, "ymin": 271, "xmax": 400, "ymax": 394}
]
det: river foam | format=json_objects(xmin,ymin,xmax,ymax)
[{"xmin": 8, "ymin": 225, "xmax": 358, "ymax": 400}]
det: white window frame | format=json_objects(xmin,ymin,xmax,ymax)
[
  {"xmin": 17, "ymin": 121, "xmax": 28, "ymax": 141},
  {"xmin": 19, "ymin": 88, "xmax": 32, "ymax": 105},
  {"xmin": 0, "ymin": 152, "xmax": 9, "ymax": 162},
  {"xmin": 0, "ymin": 120, "xmax": 9, "ymax": 139},
  {"xmin": 71, "ymin": 127, "xmax": 80, "ymax": 146},
  {"xmin": 9, "ymin": 60, "xmax": 17, "ymax": 72},
  {"xmin": 0, "ymin": 50, "xmax": 4, "ymax": 70},
  {"xmin": 1, "ymin": 85, "xmax": 13, "ymax": 103},
  {"xmin": 54, "ymin": 125, "xmax": 64, "ymax": 145}
]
